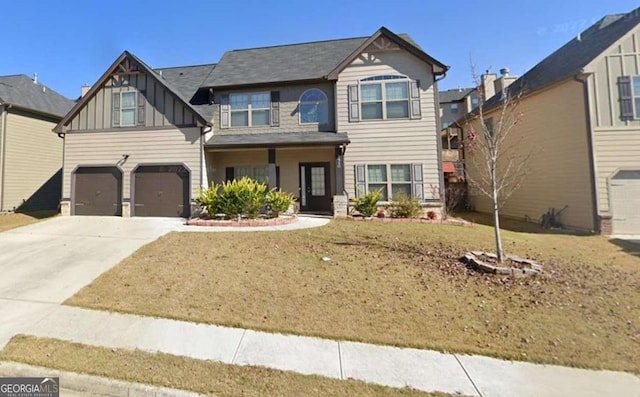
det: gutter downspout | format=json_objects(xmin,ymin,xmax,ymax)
[
  {"xmin": 575, "ymin": 73, "xmax": 600, "ymax": 233},
  {"xmin": 200, "ymin": 125, "xmax": 213, "ymax": 194},
  {"xmin": 0, "ymin": 104, "xmax": 10, "ymax": 211},
  {"xmin": 433, "ymin": 72, "xmax": 447, "ymax": 217}
]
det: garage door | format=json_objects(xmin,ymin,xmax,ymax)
[
  {"xmin": 133, "ymin": 165, "xmax": 190, "ymax": 217},
  {"xmin": 74, "ymin": 167, "xmax": 122, "ymax": 216},
  {"xmin": 611, "ymin": 170, "xmax": 640, "ymax": 234}
]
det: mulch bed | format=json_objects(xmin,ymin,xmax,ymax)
[
  {"xmin": 349, "ymin": 216, "xmax": 473, "ymax": 226},
  {"xmin": 186, "ymin": 215, "xmax": 297, "ymax": 227}
]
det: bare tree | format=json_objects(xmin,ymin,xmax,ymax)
[{"xmin": 462, "ymin": 66, "xmax": 530, "ymax": 263}]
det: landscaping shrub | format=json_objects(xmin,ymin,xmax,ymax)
[
  {"xmin": 388, "ymin": 192, "xmax": 423, "ymax": 218},
  {"xmin": 353, "ymin": 189, "xmax": 383, "ymax": 217},
  {"xmin": 265, "ymin": 189, "xmax": 295, "ymax": 217},
  {"xmin": 197, "ymin": 178, "xmax": 294, "ymax": 219}
]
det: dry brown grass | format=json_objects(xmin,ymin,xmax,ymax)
[
  {"xmin": 67, "ymin": 219, "xmax": 640, "ymax": 373},
  {"xmin": 0, "ymin": 211, "xmax": 55, "ymax": 232},
  {"xmin": 0, "ymin": 335, "xmax": 441, "ymax": 397}
]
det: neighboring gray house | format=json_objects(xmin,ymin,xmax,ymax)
[
  {"xmin": 54, "ymin": 27, "xmax": 448, "ymax": 217},
  {"xmin": 0, "ymin": 75, "xmax": 74, "ymax": 211}
]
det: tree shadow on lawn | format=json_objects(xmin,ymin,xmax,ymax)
[{"xmin": 608, "ymin": 238, "xmax": 640, "ymax": 258}]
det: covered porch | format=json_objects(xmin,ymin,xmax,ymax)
[{"xmin": 205, "ymin": 132, "xmax": 350, "ymax": 215}]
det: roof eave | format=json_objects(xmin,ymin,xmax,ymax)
[{"xmin": 202, "ymin": 77, "xmax": 330, "ymax": 90}]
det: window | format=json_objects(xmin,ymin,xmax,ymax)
[
  {"xmin": 233, "ymin": 166, "xmax": 269, "ymax": 184},
  {"xmin": 634, "ymin": 76, "xmax": 640, "ymax": 118},
  {"xmin": 230, "ymin": 92, "xmax": 270, "ymax": 127},
  {"xmin": 471, "ymin": 97, "xmax": 479, "ymax": 108},
  {"xmin": 365, "ymin": 164, "xmax": 415, "ymax": 201},
  {"xmin": 450, "ymin": 103, "xmax": 459, "ymax": 113},
  {"xmin": 360, "ymin": 75, "xmax": 410, "ymax": 120},
  {"xmin": 299, "ymin": 89, "xmax": 328, "ymax": 124},
  {"xmin": 121, "ymin": 92, "xmax": 136, "ymax": 126}
]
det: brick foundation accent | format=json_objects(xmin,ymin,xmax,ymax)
[
  {"xmin": 598, "ymin": 215, "xmax": 612, "ymax": 235},
  {"xmin": 333, "ymin": 195, "xmax": 348, "ymax": 218},
  {"xmin": 186, "ymin": 215, "xmax": 297, "ymax": 227}
]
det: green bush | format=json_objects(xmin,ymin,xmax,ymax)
[
  {"xmin": 195, "ymin": 185, "xmax": 220, "ymax": 216},
  {"xmin": 388, "ymin": 192, "xmax": 423, "ymax": 218},
  {"xmin": 266, "ymin": 189, "xmax": 295, "ymax": 217},
  {"xmin": 353, "ymin": 189, "xmax": 383, "ymax": 217}
]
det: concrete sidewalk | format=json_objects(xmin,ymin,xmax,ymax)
[{"xmin": 3, "ymin": 301, "xmax": 639, "ymax": 397}]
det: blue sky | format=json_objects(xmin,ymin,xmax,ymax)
[{"xmin": 2, "ymin": 0, "xmax": 638, "ymax": 99}]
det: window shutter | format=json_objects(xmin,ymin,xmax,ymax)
[
  {"xmin": 412, "ymin": 163, "xmax": 424, "ymax": 201},
  {"xmin": 618, "ymin": 76, "xmax": 634, "ymax": 120},
  {"xmin": 220, "ymin": 94, "xmax": 230, "ymax": 129},
  {"xmin": 270, "ymin": 91, "xmax": 280, "ymax": 127},
  {"xmin": 410, "ymin": 80, "xmax": 422, "ymax": 119},
  {"xmin": 225, "ymin": 167, "xmax": 234, "ymax": 182},
  {"xmin": 112, "ymin": 92, "xmax": 120, "ymax": 127},
  {"xmin": 276, "ymin": 166, "xmax": 281, "ymax": 189},
  {"xmin": 137, "ymin": 90, "xmax": 146, "ymax": 126},
  {"xmin": 355, "ymin": 164, "xmax": 366, "ymax": 197},
  {"xmin": 348, "ymin": 85, "xmax": 360, "ymax": 122}
]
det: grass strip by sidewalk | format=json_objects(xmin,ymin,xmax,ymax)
[
  {"xmin": 0, "ymin": 211, "xmax": 57, "ymax": 233},
  {"xmin": 0, "ymin": 335, "xmax": 450, "ymax": 397}
]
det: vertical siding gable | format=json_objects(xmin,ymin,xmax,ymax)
[{"xmin": 66, "ymin": 69, "xmax": 198, "ymax": 131}]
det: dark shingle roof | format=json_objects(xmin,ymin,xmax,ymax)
[
  {"xmin": 203, "ymin": 34, "xmax": 419, "ymax": 88},
  {"xmin": 205, "ymin": 132, "xmax": 350, "ymax": 148},
  {"xmin": 484, "ymin": 7, "xmax": 640, "ymax": 109},
  {"xmin": 0, "ymin": 75, "xmax": 74, "ymax": 118},
  {"xmin": 439, "ymin": 88, "xmax": 475, "ymax": 103},
  {"xmin": 153, "ymin": 64, "xmax": 216, "ymax": 121}
]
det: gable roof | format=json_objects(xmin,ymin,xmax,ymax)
[
  {"xmin": 0, "ymin": 75, "xmax": 74, "ymax": 118},
  {"xmin": 203, "ymin": 27, "xmax": 447, "ymax": 88},
  {"xmin": 439, "ymin": 88, "xmax": 475, "ymax": 103},
  {"xmin": 154, "ymin": 64, "xmax": 216, "ymax": 121},
  {"xmin": 482, "ymin": 6, "xmax": 640, "ymax": 111},
  {"xmin": 54, "ymin": 51, "xmax": 212, "ymax": 133}
]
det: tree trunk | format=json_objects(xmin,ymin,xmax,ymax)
[{"xmin": 491, "ymin": 164, "xmax": 504, "ymax": 263}]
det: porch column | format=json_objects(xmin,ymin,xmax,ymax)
[
  {"xmin": 268, "ymin": 148, "xmax": 277, "ymax": 190},
  {"xmin": 335, "ymin": 146, "xmax": 345, "ymax": 194}
]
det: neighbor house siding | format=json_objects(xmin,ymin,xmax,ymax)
[
  {"xmin": 62, "ymin": 127, "xmax": 202, "ymax": 200},
  {"xmin": 587, "ymin": 25, "xmax": 640, "ymax": 214},
  {"xmin": 211, "ymin": 82, "xmax": 335, "ymax": 134},
  {"xmin": 336, "ymin": 50, "xmax": 440, "ymax": 199},
  {"xmin": 67, "ymin": 73, "xmax": 197, "ymax": 131},
  {"xmin": 466, "ymin": 79, "xmax": 595, "ymax": 231},
  {"xmin": 2, "ymin": 110, "xmax": 62, "ymax": 211}
]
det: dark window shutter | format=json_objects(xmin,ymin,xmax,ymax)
[
  {"xmin": 112, "ymin": 92, "xmax": 121, "ymax": 127},
  {"xmin": 270, "ymin": 91, "xmax": 280, "ymax": 127},
  {"xmin": 412, "ymin": 163, "xmax": 424, "ymax": 201},
  {"xmin": 137, "ymin": 90, "xmax": 146, "ymax": 126},
  {"xmin": 355, "ymin": 164, "xmax": 366, "ymax": 197},
  {"xmin": 220, "ymin": 94, "xmax": 230, "ymax": 129},
  {"xmin": 225, "ymin": 167, "xmax": 234, "ymax": 182},
  {"xmin": 348, "ymin": 85, "xmax": 360, "ymax": 122},
  {"xmin": 276, "ymin": 166, "xmax": 281, "ymax": 189},
  {"xmin": 410, "ymin": 80, "xmax": 421, "ymax": 119},
  {"xmin": 619, "ymin": 76, "xmax": 634, "ymax": 119}
]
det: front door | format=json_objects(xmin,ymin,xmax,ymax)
[{"xmin": 300, "ymin": 162, "xmax": 331, "ymax": 212}]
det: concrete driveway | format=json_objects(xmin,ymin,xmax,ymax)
[{"xmin": 0, "ymin": 216, "xmax": 183, "ymax": 304}]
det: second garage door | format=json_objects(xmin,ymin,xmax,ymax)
[
  {"xmin": 611, "ymin": 170, "xmax": 640, "ymax": 235},
  {"xmin": 133, "ymin": 165, "xmax": 190, "ymax": 217}
]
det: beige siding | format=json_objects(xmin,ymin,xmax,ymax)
[
  {"xmin": 466, "ymin": 79, "xmax": 595, "ymax": 231},
  {"xmin": 211, "ymin": 83, "xmax": 335, "ymax": 134},
  {"xmin": 207, "ymin": 147, "xmax": 335, "ymax": 199},
  {"xmin": 66, "ymin": 73, "xmax": 197, "ymax": 131},
  {"xmin": 336, "ymin": 50, "xmax": 440, "ymax": 199},
  {"xmin": 2, "ymin": 111, "xmax": 62, "ymax": 211},
  {"xmin": 62, "ymin": 127, "xmax": 202, "ymax": 200}
]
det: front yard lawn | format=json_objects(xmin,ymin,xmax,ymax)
[
  {"xmin": 0, "ymin": 211, "xmax": 56, "ymax": 233},
  {"xmin": 1, "ymin": 335, "xmax": 439, "ymax": 397},
  {"xmin": 67, "ymin": 219, "xmax": 640, "ymax": 373}
]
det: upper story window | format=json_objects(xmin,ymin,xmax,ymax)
[
  {"xmin": 230, "ymin": 92, "xmax": 270, "ymax": 127},
  {"xmin": 112, "ymin": 90, "xmax": 145, "ymax": 128},
  {"xmin": 299, "ymin": 89, "xmax": 328, "ymax": 124},
  {"xmin": 450, "ymin": 103, "xmax": 459, "ymax": 113},
  {"xmin": 618, "ymin": 75, "xmax": 640, "ymax": 119},
  {"xmin": 120, "ymin": 92, "xmax": 136, "ymax": 126},
  {"xmin": 348, "ymin": 76, "xmax": 421, "ymax": 122}
]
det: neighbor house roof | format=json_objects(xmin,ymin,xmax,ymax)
[
  {"xmin": 439, "ymin": 88, "xmax": 475, "ymax": 103},
  {"xmin": 482, "ymin": 7, "xmax": 640, "ymax": 111},
  {"xmin": 205, "ymin": 132, "xmax": 350, "ymax": 149},
  {"xmin": 203, "ymin": 27, "xmax": 447, "ymax": 88},
  {"xmin": 0, "ymin": 75, "xmax": 74, "ymax": 118}
]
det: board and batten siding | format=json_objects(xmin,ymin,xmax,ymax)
[
  {"xmin": 466, "ymin": 79, "xmax": 595, "ymax": 231},
  {"xmin": 211, "ymin": 82, "xmax": 335, "ymax": 134},
  {"xmin": 67, "ymin": 72, "xmax": 198, "ymax": 131},
  {"xmin": 336, "ymin": 51, "xmax": 440, "ymax": 199},
  {"xmin": 62, "ymin": 127, "xmax": 202, "ymax": 200},
  {"xmin": 2, "ymin": 110, "xmax": 62, "ymax": 211},
  {"xmin": 587, "ymin": 24, "xmax": 640, "ymax": 214}
]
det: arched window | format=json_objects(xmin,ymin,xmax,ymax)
[{"xmin": 299, "ymin": 89, "xmax": 328, "ymax": 124}]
